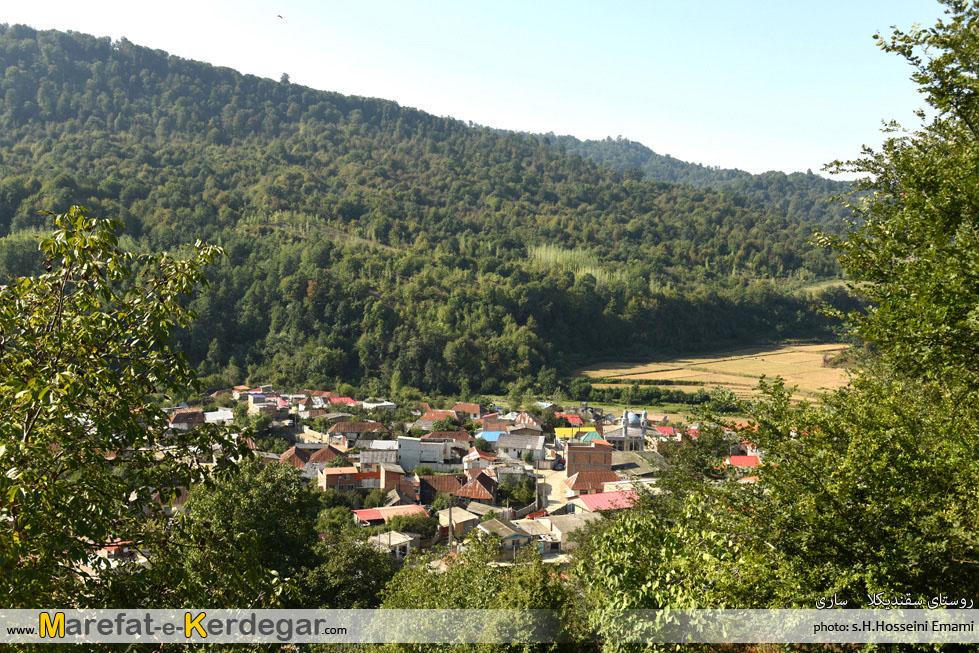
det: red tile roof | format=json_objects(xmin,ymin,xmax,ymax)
[
  {"xmin": 329, "ymin": 397, "xmax": 359, "ymax": 406},
  {"xmin": 280, "ymin": 446, "xmax": 313, "ymax": 468},
  {"xmin": 328, "ymin": 421, "xmax": 388, "ymax": 434},
  {"xmin": 352, "ymin": 504, "xmax": 428, "ymax": 523},
  {"xmin": 421, "ymin": 429, "xmax": 473, "ymax": 443},
  {"xmin": 308, "ymin": 445, "xmax": 345, "ymax": 464},
  {"xmin": 419, "ymin": 474, "xmax": 467, "ymax": 494},
  {"xmin": 556, "ymin": 413, "xmax": 584, "ymax": 426},
  {"xmin": 455, "ymin": 472, "xmax": 498, "ymax": 500},
  {"xmin": 321, "ymin": 466, "xmax": 358, "ymax": 475},
  {"xmin": 418, "ymin": 409, "xmax": 458, "ymax": 423},
  {"xmin": 466, "ymin": 447, "xmax": 495, "ymax": 460},
  {"xmin": 574, "ymin": 490, "xmax": 638, "ymax": 512},
  {"xmin": 565, "ymin": 471, "xmax": 621, "ymax": 492},
  {"xmin": 728, "ymin": 455, "xmax": 761, "ymax": 468},
  {"xmin": 451, "ymin": 402, "xmax": 482, "ymax": 416},
  {"xmin": 654, "ymin": 425, "xmax": 676, "ymax": 437},
  {"xmin": 169, "ymin": 407, "xmax": 204, "ymax": 424}
]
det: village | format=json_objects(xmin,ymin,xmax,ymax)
[{"xmin": 147, "ymin": 385, "xmax": 764, "ymax": 566}]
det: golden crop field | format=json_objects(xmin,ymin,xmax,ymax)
[{"xmin": 578, "ymin": 343, "xmax": 851, "ymax": 401}]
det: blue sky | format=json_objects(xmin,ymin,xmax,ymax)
[{"xmin": 6, "ymin": 1, "xmax": 946, "ymax": 176}]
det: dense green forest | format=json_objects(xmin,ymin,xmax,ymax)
[
  {"xmin": 0, "ymin": 24, "xmax": 855, "ymax": 394},
  {"xmin": 549, "ymin": 134, "xmax": 853, "ymax": 224}
]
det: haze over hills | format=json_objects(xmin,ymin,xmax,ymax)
[{"xmin": 0, "ymin": 24, "xmax": 856, "ymax": 394}]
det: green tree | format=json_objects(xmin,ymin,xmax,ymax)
[
  {"xmin": 383, "ymin": 513, "xmax": 438, "ymax": 540},
  {"xmin": 822, "ymin": 0, "xmax": 979, "ymax": 391},
  {"xmin": 0, "ymin": 207, "xmax": 245, "ymax": 607},
  {"xmin": 326, "ymin": 454, "xmax": 353, "ymax": 467},
  {"xmin": 379, "ymin": 536, "xmax": 584, "ymax": 648},
  {"xmin": 296, "ymin": 531, "xmax": 398, "ymax": 608},
  {"xmin": 175, "ymin": 457, "xmax": 320, "ymax": 607},
  {"xmin": 316, "ymin": 506, "xmax": 354, "ymax": 535},
  {"xmin": 430, "ymin": 492, "xmax": 453, "ymax": 512},
  {"xmin": 363, "ymin": 487, "xmax": 387, "ymax": 509}
]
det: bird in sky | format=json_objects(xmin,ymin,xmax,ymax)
[{"xmin": 277, "ymin": 14, "xmax": 283, "ymax": 19}]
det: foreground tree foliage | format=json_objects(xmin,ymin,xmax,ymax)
[
  {"xmin": 0, "ymin": 206, "xmax": 248, "ymax": 606},
  {"xmin": 378, "ymin": 534, "xmax": 590, "ymax": 651}
]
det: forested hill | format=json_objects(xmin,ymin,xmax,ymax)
[
  {"xmin": 0, "ymin": 24, "xmax": 854, "ymax": 395},
  {"xmin": 548, "ymin": 135, "xmax": 852, "ymax": 224}
]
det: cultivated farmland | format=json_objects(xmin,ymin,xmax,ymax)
[{"xmin": 578, "ymin": 343, "xmax": 851, "ymax": 402}]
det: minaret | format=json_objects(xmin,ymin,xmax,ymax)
[
  {"xmin": 623, "ymin": 410, "xmax": 630, "ymax": 452},
  {"xmin": 641, "ymin": 409, "xmax": 647, "ymax": 452}
]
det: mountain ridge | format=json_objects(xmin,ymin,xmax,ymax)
[{"xmin": 0, "ymin": 24, "xmax": 855, "ymax": 394}]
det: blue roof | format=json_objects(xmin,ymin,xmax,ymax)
[{"xmin": 478, "ymin": 430, "xmax": 506, "ymax": 442}]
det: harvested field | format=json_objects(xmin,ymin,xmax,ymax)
[{"xmin": 578, "ymin": 343, "xmax": 850, "ymax": 400}]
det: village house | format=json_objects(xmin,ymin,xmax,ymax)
[
  {"xmin": 727, "ymin": 455, "xmax": 761, "ymax": 468},
  {"xmin": 416, "ymin": 474, "xmax": 468, "ymax": 504},
  {"xmin": 368, "ymin": 531, "xmax": 418, "ymax": 560},
  {"xmin": 512, "ymin": 518, "xmax": 561, "ymax": 554},
  {"xmin": 463, "ymin": 447, "xmax": 495, "ymax": 470},
  {"xmin": 504, "ymin": 411, "xmax": 543, "ymax": 428},
  {"xmin": 318, "ymin": 466, "xmax": 358, "ymax": 491},
  {"xmin": 168, "ymin": 407, "xmax": 205, "ymax": 431},
  {"xmin": 384, "ymin": 487, "xmax": 416, "ymax": 507},
  {"xmin": 493, "ymin": 463, "xmax": 530, "ymax": 485},
  {"xmin": 555, "ymin": 412, "xmax": 584, "ymax": 426},
  {"xmin": 554, "ymin": 426, "xmax": 598, "ymax": 441},
  {"xmin": 362, "ymin": 398, "xmax": 397, "ymax": 412},
  {"xmin": 397, "ymin": 436, "xmax": 465, "ymax": 472},
  {"xmin": 380, "ymin": 463, "xmax": 407, "ymax": 491},
  {"xmin": 536, "ymin": 512, "xmax": 602, "ymax": 551},
  {"xmin": 328, "ymin": 421, "xmax": 390, "ymax": 443},
  {"xmin": 454, "ymin": 470, "xmax": 498, "ymax": 506},
  {"xmin": 450, "ymin": 402, "xmax": 482, "ymax": 421},
  {"xmin": 437, "ymin": 506, "xmax": 480, "ymax": 541},
  {"xmin": 476, "ymin": 518, "xmax": 531, "ymax": 553},
  {"xmin": 280, "ymin": 443, "xmax": 347, "ymax": 480},
  {"xmin": 610, "ymin": 450, "xmax": 666, "ymax": 481},
  {"xmin": 568, "ymin": 489, "xmax": 638, "ymax": 514},
  {"xmin": 246, "ymin": 393, "xmax": 279, "ymax": 417},
  {"xmin": 358, "ymin": 449, "xmax": 399, "ymax": 472},
  {"xmin": 479, "ymin": 415, "xmax": 514, "ymax": 433},
  {"xmin": 474, "ymin": 430, "xmax": 506, "ymax": 449},
  {"xmin": 566, "ymin": 441, "xmax": 613, "ymax": 476},
  {"xmin": 231, "ymin": 385, "xmax": 251, "ymax": 401},
  {"xmin": 421, "ymin": 429, "xmax": 474, "ymax": 445},
  {"xmin": 412, "ymin": 409, "xmax": 458, "ymax": 431},
  {"xmin": 564, "ymin": 471, "xmax": 621, "ymax": 496},
  {"xmin": 203, "ymin": 407, "xmax": 234, "ymax": 425},
  {"xmin": 463, "ymin": 500, "xmax": 511, "ymax": 521},
  {"xmin": 496, "ymin": 434, "xmax": 546, "ymax": 461},
  {"xmin": 352, "ymin": 504, "xmax": 428, "ymax": 527}
]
